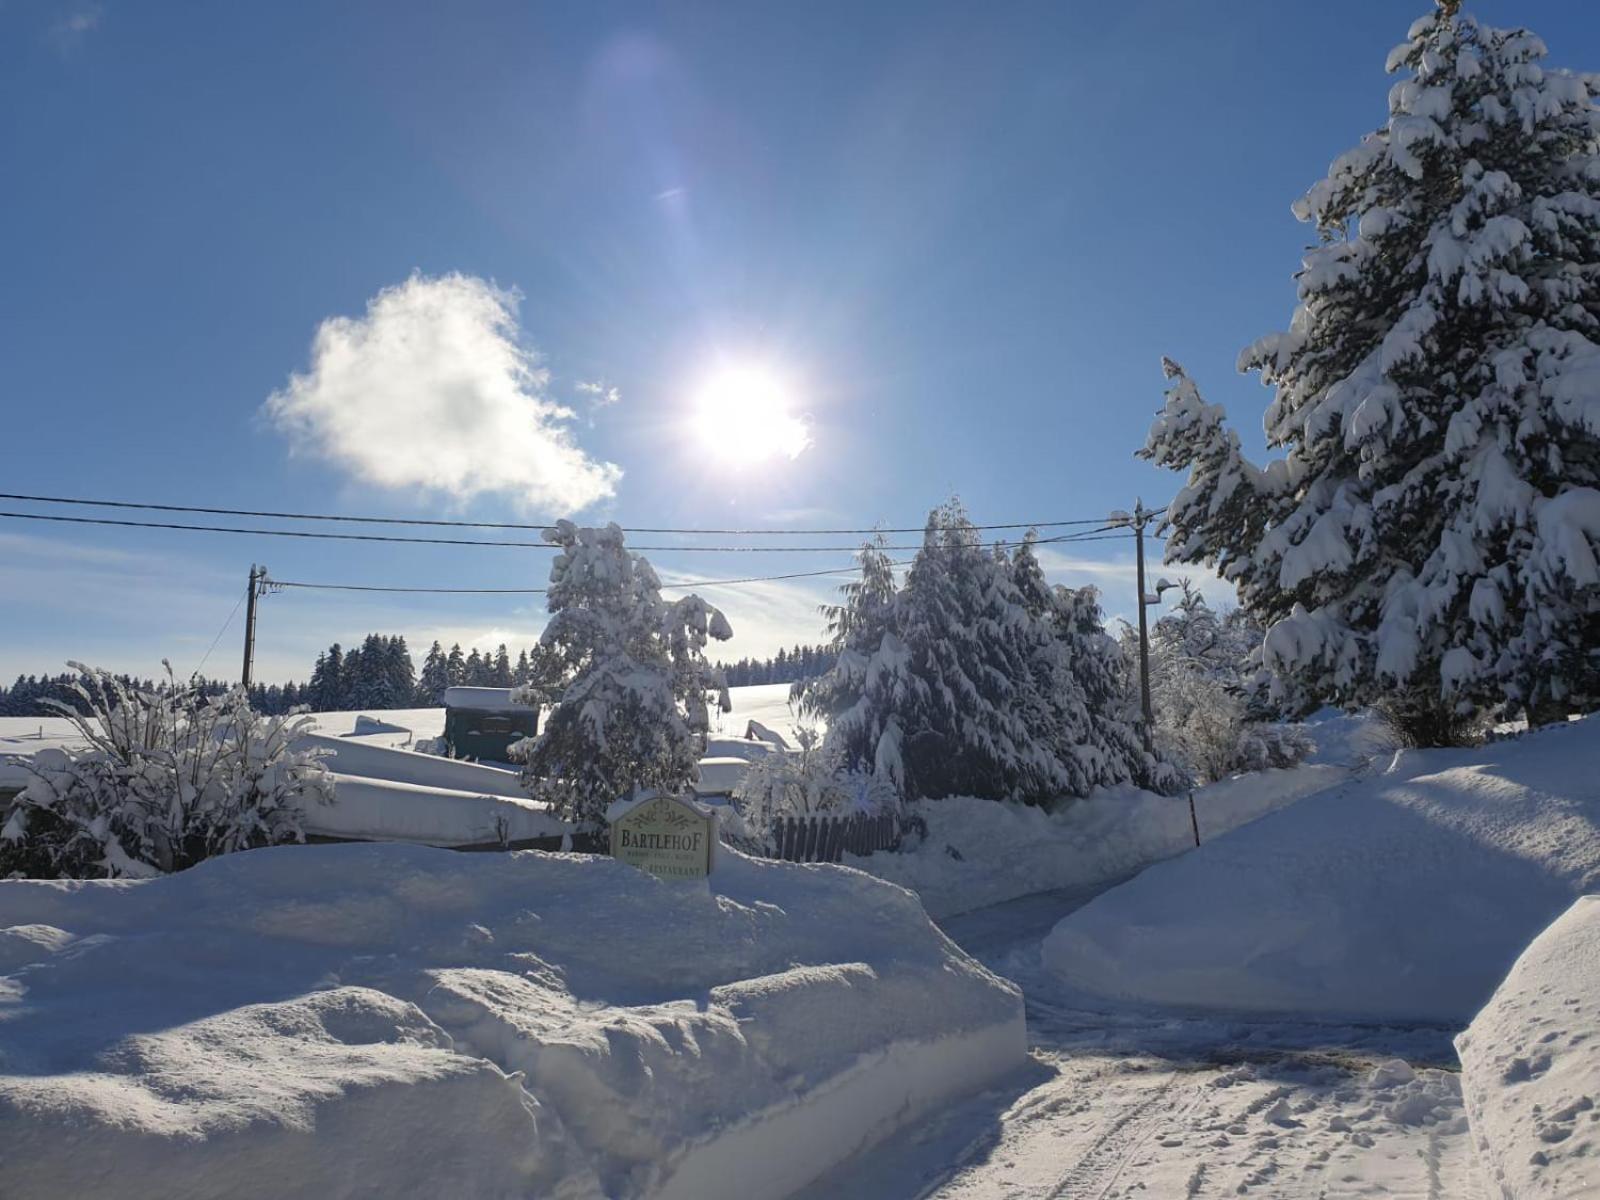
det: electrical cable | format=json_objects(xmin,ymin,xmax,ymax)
[
  {"xmin": 0, "ymin": 509, "xmax": 1133, "ymax": 553},
  {"xmin": 0, "ymin": 491, "xmax": 1155, "ymax": 536},
  {"xmin": 191, "ymin": 583, "xmax": 250, "ymax": 678}
]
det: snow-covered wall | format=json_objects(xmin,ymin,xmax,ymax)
[
  {"xmin": 1456, "ymin": 895, "xmax": 1600, "ymax": 1199},
  {"xmin": 0, "ymin": 842, "xmax": 1024, "ymax": 1199}
]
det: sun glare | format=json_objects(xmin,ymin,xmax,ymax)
[{"xmin": 691, "ymin": 364, "xmax": 812, "ymax": 464}]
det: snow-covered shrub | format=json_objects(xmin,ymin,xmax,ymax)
[
  {"xmin": 796, "ymin": 503, "xmax": 1178, "ymax": 804},
  {"xmin": 515, "ymin": 520, "xmax": 732, "ymax": 833},
  {"xmin": 732, "ymin": 727, "xmax": 898, "ymax": 848},
  {"xmin": 1140, "ymin": 8, "xmax": 1600, "ymax": 742},
  {"xmin": 0, "ymin": 664, "xmax": 332, "ymax": 879},
  {"xmin": 1130, "ymin": 582, "xmax": 1313, "ymax": 783}
]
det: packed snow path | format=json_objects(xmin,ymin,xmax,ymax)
[{"xmin": 803, "ymin": 884, "xmax": 1489, "ymax": 1199}]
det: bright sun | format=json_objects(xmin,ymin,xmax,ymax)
[{"xmin": 691, "ymin": 364, "xmax": 812, "ymax": 464}]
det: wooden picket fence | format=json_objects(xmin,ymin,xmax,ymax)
[{"xmin": 764, "ymin": 811, "xmax": 902, "ymax": 864}]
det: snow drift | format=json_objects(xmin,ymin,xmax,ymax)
[
  {"xmin": 1456, "ymin": 895, "xmax": 1600, "ymax": 1200},
  {"xmin": 1042, "ymin": 716, "xmax": 1600, "ymax": 1023},
  {"xmin": 855, "ymin": 764, "xmax": 1344, "ymax": 919},
  {"xmin": 0, "ymin": 843, "xmax": 1023, "ymax": 1199}
]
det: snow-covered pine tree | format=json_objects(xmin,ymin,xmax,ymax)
[
  {"xmin": 802, "ymin": 503, "xmax": 1052, "ymax": 802},
  {"xmin": 418, "ymin": 641, "xmax": 450, "ymax": 704},
  {"xmin": 1010, "ymin": 538, "xmax": 1180, "ymax": 794},
  {"xmin": 515, "ymin": 520, "xmax": 732, "ymax": 833},
  {"xmin": 445, "ymin": 643, "xmax": 466, "ymax": 687},
  {"xmin": 793, "ymin": 534, "xmax": 906, "ymax": 780},
  {"xmin": 1142, "ymin": 7, "xmax": 1600, "ymax": 740}
]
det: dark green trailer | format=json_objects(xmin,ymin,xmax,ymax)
[{"xmin": 442, "ymin": 687, "xmax": 538, "ymax": 765}]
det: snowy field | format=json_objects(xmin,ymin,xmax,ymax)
[
  {"xmin": 0, "ymin": 684, "xmax": 810, "ymax": 846},
  {"xmin": 0, "ymin": 842, "xmax": 1023, "ymax": 1199}
]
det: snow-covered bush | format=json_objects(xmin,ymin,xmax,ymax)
[
  {"xmin": 796, "ymin": 503, "xmax": 1178, "ymax": 804},
  {"xmin": 732, "ymin": 727, "xmax": 898, "ymax": 847},
  {"xmin": 515, "ymin": 520, "xmax": 732, "ymax": 833},
  {"xmin": 0, "ymin": 664, "xmax": 332, "ymax": 879},
  {"xmin": 1130, "ymin": 582, "xmax": 1313, "ymax": 783},
  {"xmin": 1140, "ymin": 7, "xmax": 1600, "ymax": 743}
]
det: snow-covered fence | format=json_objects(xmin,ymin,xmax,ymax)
[{"xmin": 759, "ymin": 811, "xmax": 902, "ymax": 864}]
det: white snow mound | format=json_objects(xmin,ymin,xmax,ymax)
[
  {"xmin": 1042, "ymin": 717, "xmax": 1600, "ymax": 1023},
  {"xmin": 0, "ymin": 842, "xmax": 1023, "ymax": 1200},
  {"xmin": 857, "ymin": 764, "xmax": 1344, "ymax": 919},
  {"xmin": 1456, "ymin": 895, "xmax": 1600, "ymax": 1200}
]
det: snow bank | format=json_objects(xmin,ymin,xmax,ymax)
[
  {"xmin": 302, "ymin": 707, "xmax": 445, "ymax": 746},
  {"xmin": 1456, "ymin": 895, "xmax": 1600, "ymax": 1199},
  {"xmin": 694, "ymin": 757, "xmax": 755, "ymax": 797},
  {"xmin": 443, "ymin": 686, "xmax": 530, "ymax": 713},
  {"xmin": 852, "ymin": 764, "xmax": 1343, "ymax": 919},
  {"xmin": 0, "ymin": 725, "xmax": 91, "ymax": 793},
  {"xmin": 298, "ymin": 732, "xmax": 525, "ymax": 798},
  {"xmin": 307, "ymin": 774, "xmax": 569, "ymax": 846},
  {"xmin": 1043, "ymin": 717, "xmax": 1600, "ymax": 1023},
  {"xmin": 0, "ymin": 843, "xmax": 1023, "ymax": 1199}
]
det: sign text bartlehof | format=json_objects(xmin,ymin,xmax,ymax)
[{"xmin": 610, "ymin": 794, "xmax": 715, "ymax": 881}]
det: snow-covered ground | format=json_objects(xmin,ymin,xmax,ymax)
[
  {"xmin": 851, "ymin": 764, "xmax": 1344, "ymax": 920},
  {"xmin": 0, "ymin": 842, "xmax": 1024, "ymax": 1199},
  {"xmin": 1042, "ymin": 715, "xmax": 1600, "ymax": 1024},
  {"xmin": 802, "ymin": 881, "xmax": 1486, "ymax": 1200},
  {"xmin": 1456, "ymin": 894, "xmax": 1600, "ymax": 1199},
  {"xmin": 0, "ymin": 684, "xmax": 803, "ymax": 842}
]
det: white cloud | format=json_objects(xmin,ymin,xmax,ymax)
[
  {"xmin": 48, "ymin": 5, "xmax": 102, "ymax": 52},
  {"xmin": 263, "ymin": 273, "xmax": 622, "ymax": 513},
  {"xmin": 1034, "ymin": 547, "xmax": 1234, "ymax": 628},
  {"xmin": 575, "ymin": 379, "xmax": 621, "ymax": 409},
  {"xmin": 660, "ymin": 571, "xmax": 841, "ymax": 661}
]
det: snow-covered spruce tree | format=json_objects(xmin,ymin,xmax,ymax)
[
  {"xmin": 1142, "ymin": 8, "xmax": 1600, "ymax": 741},
  {"xmin": 1010, "ymin": 537, "xmax": 1181, "ymax": 795},
  {"xmin": 0, "ymin": 665, "xmax": 332, "ymax": 879},
  {"xmin": 796, "ymin": 504, "xmax": 1178, "ymax": 803},
  {"xmin": 513, "ymin": 520, "xmax": 732, "ymax": 834}
]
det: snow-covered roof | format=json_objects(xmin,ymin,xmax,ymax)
[{"xmin": 442, "ymin": 687, "xmax": 534, "ymax": 713}]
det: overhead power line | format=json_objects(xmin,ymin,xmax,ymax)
[
  {"xmin": 0, "ymin": 509, "xmax": 1133, "ymax": 554},
  {"xmin": 264, "ymin": 532, "xmax": 1144, "ymax": 598},
  {"xmin": 0, "ymin": 492, "xmax": 1139, "ymax": 536},
  {"xmin": 269, "ymin": 561, "xmax": 881, "ymax": 596}
]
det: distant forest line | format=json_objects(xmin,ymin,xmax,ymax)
[{"xmin": 0, "ymin": 639, "xmax": 834, "ymax": 717}]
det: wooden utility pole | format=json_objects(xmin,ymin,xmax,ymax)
[
  {"xmin": 1132, "ymin": 501, "xmax": 1155, "ymax": 740},
  {"xmin": 1111, "ymin": 500, "xmax": 1171, "ymax": 752},
  {"xmin": 241, "ymin": 564, "xmax": 264, "ymax": 690}
]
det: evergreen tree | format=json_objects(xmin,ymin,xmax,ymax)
[
  {"xmin": 518, "ymin": 521, "xmax": 733, "ymax": 833},
  {"xmin": 798, "ymin": 512, "xmax": 1176, "ymax": 802},
  {"xmin": 309, "ymin": 645, "xmax": 344, "ymax": 711},
  {"xmin": 513, "ymin": 648, "xmax": 531, "ymax": 687},
  {"xmin": 463, "ymin": 648, "xmax": 484, "ymax": 687},
  {"xmin": 446, "ymin": 643, "xmax": 466, "ymax": 688},
  {"xmin": 1141, "ymin": 7, "xmax": 1600, "ymax": 741},
  {"xmin": 419, "ymin": 641, "xmax": 450, "ymax": 705},
  {"xmin": 492, "ymin": 644, "xmax": 513, "ymax": 688}
]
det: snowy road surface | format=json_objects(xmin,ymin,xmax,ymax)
[{"xmin": 802, "ymin": 885, "xmax": 1487, "ymax": 1199}]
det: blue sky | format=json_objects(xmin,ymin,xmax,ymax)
[{"xmin": 2, "ymin": 0, "xmax": 1594, "ymax": 685}]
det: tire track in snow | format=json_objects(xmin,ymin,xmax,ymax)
[{"xmin": 1044, "ymin": 1070, "xmax": 1199, "ymax": 1200}]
